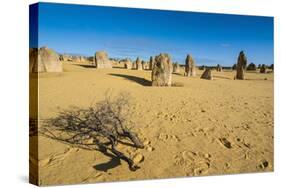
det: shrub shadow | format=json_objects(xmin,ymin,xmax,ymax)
[
  {"xmin": 93, "ymin": 156, "xmax": 121, "ymax": 172},
  {"xmin": 39, "ymin": 93, "xmax": 144, "ymax": 172}
]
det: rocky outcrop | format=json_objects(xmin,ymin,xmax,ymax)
[
  {"xmin": 236, "ymin": 51, "xmax": 247, "ymax": 80},
  {"xmin": 136, "ymin": 57, "xmax": 142, "ymax": 70},
  {"xmin": 185, "ymin": 54, "xmax": 196, "ymax": 76},
  {"xmin": 247, "ymin": 63, "xmax": 257, "ymax": 71},
  {"xmin": 199, "ymin": 65, "xmax": 206, "ymax": 71},
  {"xmin": 149, "ymin": 56, "xmax": 155, "ymax": 70},
  {"xmin": 72, "ymin": 56, "xmax": 82, "ymax": 62},
  {"xmin": 142, "ymin": 60, "xmax": 149, "ymax": 70},
  {"xmin": 216, "ymin": 64, "xmax": 223, "ymax": 72},
  {"xmin": 95, "ymin": 51, "xmax": 112, "ymax": 68},
  {"xmin": 132, "ymin": 62, "xmax": 136, "ymax": 69},
  {"xmin": 200, "ymin": 69, "xmax": 213, "ymax": 80},
  {"xmin": 173, "ymin": 63, "xmax": 180, "ymax": 73},
  {"xmin": 124, "ymin": 59, "xmax": 132, "ymax": 69},
  {"xmin": 59, "ymin": 54, "xmax": 73, "ymax": 62},
  {"xmin": 151, "ymin": 53, "xmax": 173, "ymax": 86},
  {"xmin": 29, "ymin": 47, "xmax": 62, "ymax": 73}
]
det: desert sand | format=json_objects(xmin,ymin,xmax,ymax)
[{"xmin": 30, "ymin": 61, "xmax": 273, "ymax": 185}]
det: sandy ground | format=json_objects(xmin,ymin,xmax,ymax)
[{"xmin": 30, "ymin": 62, "xmax": 274, "ymax": 185}]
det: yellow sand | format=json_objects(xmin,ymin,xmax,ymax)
[{"xmin": 30, "ymin": 62, "xmax": 274, "ymax": 185}]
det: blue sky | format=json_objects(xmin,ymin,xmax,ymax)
[{"xmin": 32, "ymin": 2, "xmax": 274, "ymax": 66}]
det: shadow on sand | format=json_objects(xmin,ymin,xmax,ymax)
[
  {"xmin": 213, "ymin": 75, "xmax": 232, "ymax": 80},
  {"xmin": 109, "ymin": 73, "xmax": 152, "ymax": 86},
  {"xmin": 112, "ymin": 66, "xmax": 126, "ymax": 69},
  {"xmin": 74, "ymin": 64, "xmax": 96, "ymax": 68},
  {"xmin": 39, "ymin": 95, "xmax": 144, "ymax": 172},
  {"xmin": 93, "ymin": 155, "xmax": 121, "ymax": 172},
  {"xmin": 172, "ymin": 72, "xmax": 182, "ymax": 76}
]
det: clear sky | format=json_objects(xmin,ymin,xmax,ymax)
[{"xmin": 33, "ymin": 2, "xmax": 274, "ymax": 66}]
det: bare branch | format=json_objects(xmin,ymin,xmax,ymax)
[{"xmin": 39, "ymin": 92, "xmax": 143, "ymax": 171}]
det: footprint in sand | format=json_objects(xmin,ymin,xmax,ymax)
[
  {"xmin": 219, "ymin": 138, "xmax": 232, "ymax": 149},
  {"xmin": 39, "ymin": 147, "xmax": 74, "ymax": 167},
  {"xmin": 82, "ymin": 173, "xmax": 103, "ymax": 183},
  {"xmin": 174, "ymin": 151, "xmax": 211, "ymax": 176},
  {"xmin": 143, "ymin": 140, "xmax": 155, "ymax": 152},
  {"xmin": 158, "ymin": 133, "xmax": 180, "ymax": 142},
  {"xmin": 257, "ymin": 159, "xmax": 270, "ymax": 170}
]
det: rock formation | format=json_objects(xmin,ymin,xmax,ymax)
[
  {"xmin": 199, "ymin": 65, "xmax": 206, "ymax": 71},
  {"xmin": 142, "ymin": 60, "xmax": 148, "ymax": 70},
  {"xmin": 185, "ymin": 54, "xmax": 196, "ymax": 76},
  {"xmin": 200, "ymin": 69, "xmax": 213, "ymax": 80},
  {"xmin": 151, "ymin": 53, "xmax": 173, "ymax": 86},
  {"xmin": 144, "ymin": 62, "xmax": 149, "ymax": 70},
  {"xmin": 149, "ymin": 56, "xmax": 155, "ymax": 70},
  {"xmin": 260, "ymin": 64, "xmax": 267, "ymax": 73},
  {"xmin": 29, "ymin": 47, "xmax": 62, "ymax": 73},
  {"xmin": 236, "ymin": 51, "xmax": 247, "ymax": 80},
  {"xmin": 136, "ymin": 57, "xmax": 142, "ymax": 70},
  {"xmin": 95, "ymin": 51, "xmax": 112, "ymax": 68},
  {"xmin": 72, "ymin": 56, "xmax": 80, "ymax": 62},
  {"xmin": 132, "ymin": 62, "xmax": 136, "ymax": 69},
  {"xmin": 59, "ymin": 54, "xmax": 64, "ymax": 61},
  {"xmin": 60, "ymin": 54, "xmax": 73, "ymax": 62},
  {"xmin": 79, "ymin": 56, "xmax": 87, "ymax": 62},
  {"xmin": 124, "ymin": 59, "xmax": 132, "ymax": 69},
  {"xmin": 247, "ymin": 63, "xmax": 257, "ymax": 71},
  {"xmin": 216, "ymin": 64, "xmax": 223, "ymax": 72},
  {"xmin": 232, "ymin": 64, "xmax": 237, "ymax": 70},
  {"xmin": 173, "ymin": 63, "xmax": 180, "ymax": 73},
  {"xmin": 110, "ymin": 59, "xmax": 119, "ymax": 67}
]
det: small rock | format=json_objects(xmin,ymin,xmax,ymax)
[
  {"xmin": 225, "ymin": 162, "xmax": 231, "ymax": 169},
  {"xmin": 133, "ymin": 153, "xmax": 144, "ymax": 164},
  {"xmin": 84, "ymin": 138, "xmax": 94, "ymax": 145},
  {"xmin": 219, "ymin": 138, "xmax": 232, "ymax": 149},
  {"xmin": 143, "ymin": 140, "xmax": 151, "ymax": 146},
  {"xmin": 159, "ymin": 133, "xmax": 168, "ymax": 140},
  {"xmin": 146, "ymin": 146, "xmax": 154, "ymax": 152},
  {"xmin": 204, "ymin": 153, "xmax": 211, "ymax": 158},
  {"xmin": 259, "ymin": 159, "xmax": 269, "ymax": 169}
]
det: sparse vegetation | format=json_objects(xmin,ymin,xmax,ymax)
[{"xmin": 40, "ymin": 92, "xmax": 144, "ymax": 171}]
